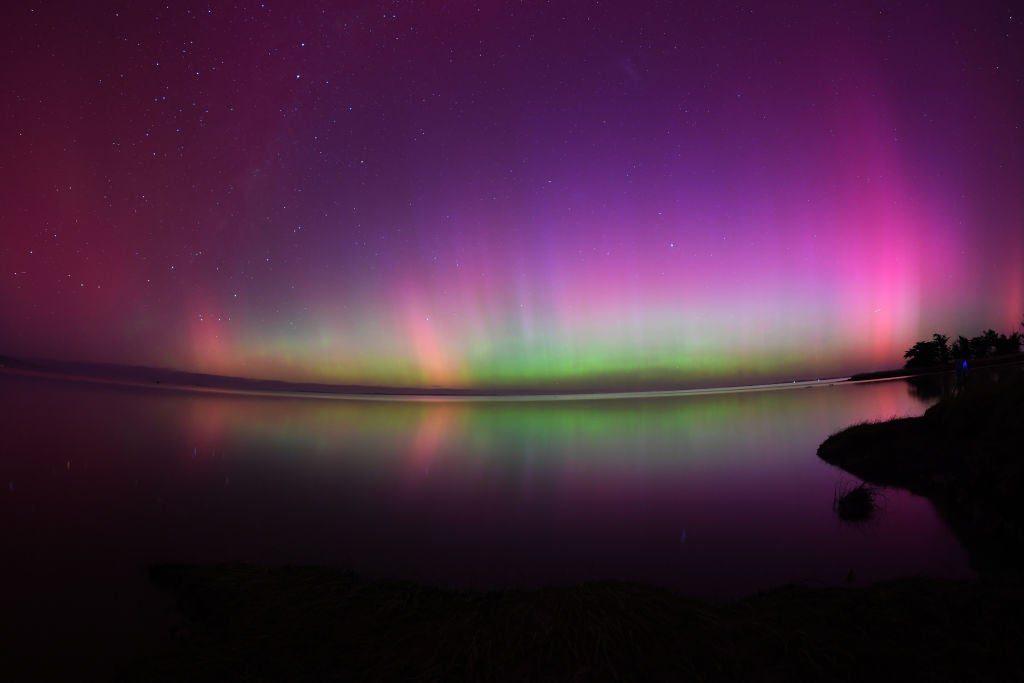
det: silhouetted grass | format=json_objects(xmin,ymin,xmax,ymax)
[
  {"xmin": 121, "ymin": 563, "xmax": 1024, "ymax": 682},
  {"xmin": 833, "ymin": 482, "xmax": 878, "ymax": 522}
]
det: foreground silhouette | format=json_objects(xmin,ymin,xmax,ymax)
[
  {"xmin": 903, "ymin": 322, "xmax": 1023, "ymax": 370},
  {"xmin": 819, "ymin": 369, "xmax": 1024, "ymax": 572},
  {"xmin": 125, "ymin": 564, "xmax": 1023, "ymax": 682}
]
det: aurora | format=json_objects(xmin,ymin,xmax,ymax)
[
  {"xmin": 5, "ymin": 3, "xmax": 1024, "ymax": 679},
  {"xmin": 1, "ymin": 1, "xmax": 1021, "ymax": 390}
]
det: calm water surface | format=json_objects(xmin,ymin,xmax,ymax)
[{"xmin": 1, "ymin": 372, "xmax": 971, "ymax": 665}]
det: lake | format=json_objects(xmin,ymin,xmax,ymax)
[{"xmin": 0, "ymin": 371, "xmax": 971, "ymax": 669}]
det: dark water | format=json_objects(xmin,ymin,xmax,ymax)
[{"xmin": 0, "ymin": 372, "xmax": 971, "ymax": 668}]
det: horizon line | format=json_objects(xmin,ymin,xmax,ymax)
[
  {"xmin": 0, "ymin": 352, "xmax": 865, "ymax": 402},
  {"xmin": 8, "ymin": 350, "xmax": 1008, "ymax": 402}
]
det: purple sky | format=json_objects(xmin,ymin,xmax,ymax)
[{"xmin": 2, "ymin": 1, "xmax": 1022, "ymax": 389}]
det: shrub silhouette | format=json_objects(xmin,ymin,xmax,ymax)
[{"xmin": 904, "ymin": 322, "xmax": 1022, "ymax": 370}]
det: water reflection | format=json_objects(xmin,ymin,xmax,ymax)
[
  {"xmin": 178, "ymin": 383, "xmax": 919, "ymax": 472},
  {"xmin": 906, "ymin": 374, "xmax": 954, "ymax": 401},
  {"xmin": 0, "ymin": 372, "xmax": 972, "ymax": 606}
]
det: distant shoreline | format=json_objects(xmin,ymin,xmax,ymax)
[
  {"xmin": 847, "ymin": 352, "xmax": 1024, "ymax": 382},
  {"xmin": 0, "ymin": 361, "xmax": 850, "ymax": 401},
  {"xmin": 2, "ymin": 351, "xmax": 1022, "ymax": 401}
]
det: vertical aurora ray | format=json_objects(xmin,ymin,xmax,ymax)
[{"xmin": 1, "ymin": 1, "xmax": 1021, "ymax": 390}]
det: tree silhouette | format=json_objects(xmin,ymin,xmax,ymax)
[
  {"xmin": 1000, "ymin": 331, "xmax": 1023, "ymax": 355},
  {"xmin": 932, "ymin": 333, "xmax": 951, "ymax": 363},
  {"xmin": 904, "ymin": 325, "xmax": 1022, "ymax": 370},
  {"xmin": 951, "ymin": 335, "xmax": 971, "ymax": 360},
  {"xmin": 970, "ymin": 330, "xmax": 1002, "ymax": 358},
  {"xmin": 904, "ymin": 339, "xmax": 942, "ymax": 369}
]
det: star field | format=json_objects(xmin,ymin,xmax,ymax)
[{"xmin": 2, "ymin": 1, "xmax": 1022, "ymax": 389}]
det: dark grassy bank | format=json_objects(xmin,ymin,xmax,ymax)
[
  {"xmin": 123, "ymin": 564, "xmax": 1024, "ymax": 682},
  {"xmin": 819, "ymin": 370, "xmax": 1024, "ymax": 572}
]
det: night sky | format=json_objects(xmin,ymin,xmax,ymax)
[{"xmin": 2, "ymin": 1, "xmax": 1022, "ymax": 390}]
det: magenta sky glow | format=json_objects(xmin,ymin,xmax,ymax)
[{"xmin": 2, "ymin": 1, "xmax": 1022, "ymax": 389}]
